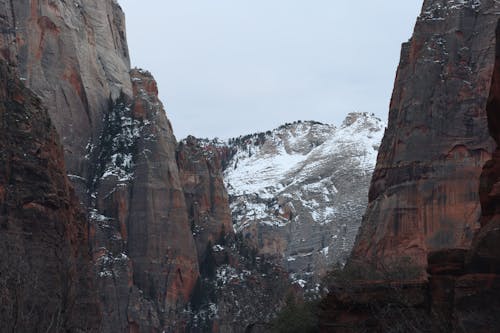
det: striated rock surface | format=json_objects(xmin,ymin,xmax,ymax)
[
  {"xmin": 351, "ymin": 0, "xmax": 498, "ymax": 267},
  {"xmin": 0, "ymin": 1, "xmax": 201, "ymax": 331},
  {"xmin": 320, "ymin": 1, "xmax": 500, "ymax": 332},
  {"xmin": 224, "ymin": 114, "xmax": 385, "ymax": 287},
  {"xmin": 88, "ymin": 69, "xmax": 199, "ymax": 331},
  {"xmin": 0, "ymin": 0, "xmax": 132, "ymax": 200},
  {"xmin": 126, "ymin": 69, "xmax": 199, "ymax": 325},
  {"xmin": 177, "ymin": 136, "xmax": 234, "ymax": 262},
  {"xmin": 0, "ymin": 60, "xmax": 99, "ymax": 332}
]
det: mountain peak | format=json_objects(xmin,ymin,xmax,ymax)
[
  {"xmin": 342, "ymin": 112, "xmax": 382, "ymax": 128},
  {"xmin": 223, "ymin": 112, "xmax": 386, "ymax": 288}
]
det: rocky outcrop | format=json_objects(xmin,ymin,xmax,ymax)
[
  {"xmin": 0, "ymin": 1, "xmax": 200, "ymax": 331},
  {"xmin": 177, "ymin": 136, "xmax": 234, "ymax": 262},
  {"xmin": 0, "ymin": 60, "xmax": 99, "ymax": 332},
  {"xmin": 223, "ymin": 115, "xmax": 385, "ymax": 288},
  {"xmin": 88, "ymin": 69, "xmax": 199, "ymax": 331},
  {"xmin": 450, "ymin": 16, "xmax": 500, "ymax": 331},
  {"xmin": 0, "ymin": 0, "xmax": 131, "ymax": 200},
  {"xmin": 320, "ymin": 1, "xmax": 500, "ymax": 332},
  {"xmin": 176, "ymin": 137, "xmax": 294, "ymax": 332},
  {"xmin": 126, "ymin": 69, "xmax": 199, "ymax": 325},
  {"xmin": 351, "ymin": 0, "xmax": 498, "ymax": 267}
]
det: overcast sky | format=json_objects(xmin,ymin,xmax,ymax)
[{"xmin": 118, "ymin": 1, "xmax": 422, "ymax": 139}]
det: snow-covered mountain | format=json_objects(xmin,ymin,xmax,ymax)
[{"xmin": 223, "ymin": 112, "xmax": 386, "ymax": 288}]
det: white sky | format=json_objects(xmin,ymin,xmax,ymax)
[{"xmin": 118, "ymin": 1, "xmax": 422, "ymax": 139}]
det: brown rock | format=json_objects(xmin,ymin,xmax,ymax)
[
  {"xmin": 0, "ymin": 0, "xmax": 132, "ymax": 201},
  {"xmin": 127, "ymin": 69, "xmax": 199, "ymax": 326},
  {"xmin": 322, "ymin": 0, "xmax": 500, "ymax": 332},
  {"xmin": 0, "ymin": 60, "xmax": 99, "ymax": 331},
  {"xmin": 321, "ymin": 2, "xmax": 500, "ymax": 332},
  {"xmin": 88, "ymin": 70, "xmax": 200, "ymax": 331},
  {"xmin": 176, "ymin": 136, "xmax": 234, "ymax": 261},
  {"xmin": 0, "ymin": 1, "xmax": 202, "ymax": 329},
  {"xmin": 351, "ymin": 0, "xmax": 497, "ymax": 268}
]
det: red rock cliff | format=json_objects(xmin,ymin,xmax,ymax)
[
  {"xmin": 176, "ymin": 136, "xmax": 234, "ymax": 261},
  {"xmin": 0, "ymin": 0, "xmax": 132, "ymax": 200},
  {"xmin": 0, "ymin": 60, "xmax": 100, "ymax": 332},
  {"xmin": 0, "ymin": 1, "xmax": 200, "ymax": 331},
  {"xmin": 351, "ymin": 0, "xmax": 498, "ymax": 267},
  {"xmin": 127, "ymin": 69, "xmax": 199, "ymax": 324},
  {"xmin": 319, "ymin": 1, "xmax": 500, "ymax": 331},
  {"xmin": 86, "ymin": 69, "xmax": 200, "ymax": 331}
]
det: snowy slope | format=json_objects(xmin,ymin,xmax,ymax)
[{"xmin": 223, "ymin": 112, "xmax": 385, "ymax": 288}]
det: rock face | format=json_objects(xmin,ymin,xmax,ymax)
[
  {"xmin": 319, "ymin": 1, "xmax": 500, "ymax": 332},
  {"xmin": 0, "ymin": 1, "xmax": 294, "ymax": 331},
  {"xmin": 0, "ymin": 1, "xmax": 200, "ymax": 331},
  {"xmin": 351, "ymin": 0, "xmax": 498, "ymax": 267},
  {"xmin": 177, "ymin": 136, "xmax": 234, "ymax": 262},
  {"xmin": 126, "ymin": 69, "xmax": 199, "ymax": 323},
  {"xmin": 88, "ymin": 69, "xmax": 200, "ymax": 331},
  {"xmin": 0, "ymin": 0, "xmax": 131, "ymax": 200},
  {"xmin": 176, "ymin": 137, "xmax": 292, "ymax": 333},
  {"xmin": 0, "ymin": 60, "xmax": 99, "ymax": 332},
  {"xmin": 224, "ymin": 115, "xmax": 385, "ymax": 286}
]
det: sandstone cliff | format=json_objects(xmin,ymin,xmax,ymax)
[
  {"xmin": 177, "ymin": 136, "xmax": 234, "ymax": 262},
  {"xmin": 0, "ymin": 60, "xmax": 99, "ymax": 332},
  {"xmin": 319, "ymin": 1, "xmax": 500, "ymax": 332},
  {"xmin": 0, "ymin": 1, "xmax": 294, "ymax": 331},
  {"xmin": 88, "ymin": 69, "xmax": 200, "ymax": 331},
  {"xmin": 0, "ymin": 0, "xmax": 131, "ymax": 200},
  {"xmin": 0, "ymin": 1, "xmax": 200, "ymax": 331},
  {"xmin": 351, "ymin": 0, "xmax": 497, "ymax": 267}
]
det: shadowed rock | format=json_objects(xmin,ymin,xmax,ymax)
[{"xmin": 0, "ymin": 60, "xmax": 100, "ymax": 332}]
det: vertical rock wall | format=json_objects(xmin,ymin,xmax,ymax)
[
  {"xmin": 320, "ymin": 2, "xmax": 500, "ymax": 331},
  {"xmin": 126, "ymin": 69, "xmax": 199, "ymax": 322},
  {"xmin": 0, "ymin": 0, "xmax": 132, "ymax": 200},
  {"xmin": 0, "ymin": 1, "xmax": 200, "ymax": 331},
  {"xmin": 0, "ymin": 60, "xmax": 100, "ymax": 332},
  {"xmin": 351, "ymin": 0, "xmax": 498, "ymax": 267},
  {"xmin": 176, "ymin": 136, "xmax": 234, "ymax": 262}
]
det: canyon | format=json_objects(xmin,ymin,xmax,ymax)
[
  {"xmin": 2, "ymin": 0, "xmax": 500, "ymax": 332},
  {"xmin": 0, "ymin": 0, "xmax": 347, "ymax": 331}
]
